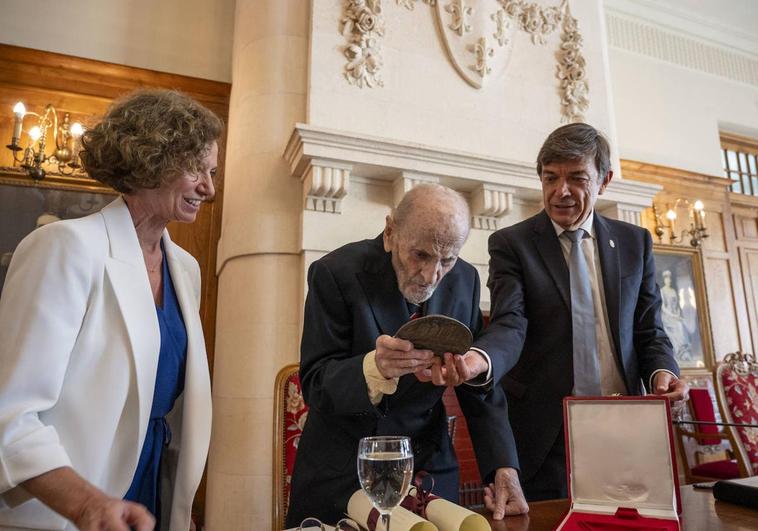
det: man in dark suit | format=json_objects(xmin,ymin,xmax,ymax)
[
  {"xmin": 475, "ymin": 123, "xmax": 689, "ymax": 501},
  {"xmin": 286, "ymin": 184, "xmax": 528, "ymax": 527}
]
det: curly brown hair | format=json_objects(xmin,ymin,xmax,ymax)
[{"xmin": 80, "ymin": 89, "xmax": 223, "ymax": 193}]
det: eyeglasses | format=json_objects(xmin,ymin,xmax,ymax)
[{"xmin": 297, "ymin": 516, "xmax": 360, "ymax": 530}]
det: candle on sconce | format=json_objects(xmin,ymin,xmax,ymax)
[
  {"xmin": 12, "ymin": 102, "xmax": 25, "ymax": 139},
  {"xmin": 28, "ymin": 126, "xmax": 41, "ymax": 145},
  {"xmin": 8, "ymin": 102, "xmax": 26, "ymax": 150},
  {"xmin": 69, "ymin": 122, "xmax": 84, "ymax": 167},
  {"xmin": 5, "ymin": 101, "xmax": 86, "ymax": 179},
  {"xmin": 70, "ymin": 122, "xmax": 84, "ymax": 138},
  {"xmin": 693, "ymin": 200, "xmax": 705, "ymax": 230},
  {"xmin": 20, "ymin": 125, "xmax": 42, "ymax": 169}
]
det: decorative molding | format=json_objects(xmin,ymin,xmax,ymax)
[
  {"xmin": 597, "ymin": 178, "xmax": 662, "ymax": 227},
  {"xmin": 620, "ymin": 159, "xmax": 733, "ymax": 198},
  {"xmin": 722, "ymin": 351, "xmax": 758, "ymax": 377},
  {"xmin": 300, "ymin": 159, "xmax": 352, "ymax": 214},
  {"xmin": 470, "ymin": 183, "xmax": 513, "ymax": 230},
  {"xmin": 605, "ymin": 0, "xmax": 758, "ymax": 58},
  {"xmin": 396, "ymin": 0, "xmax": 437, "ymax": 9},
  {"xmin": 284, "ymin": 123, "xmax": 539, "ymax": 191},
  {"xmin": 470, "ymin": 37, "xmax": 494, "ymax": 78},
  {"xmin": 619, "ymin": 207, "xmax": 642, "ymax": 227},
  {"xmin": 339, "ymin": 0, "xmax": 589, "ymax": 121},
  {"xmin": 446, "ymin": 0, "xmax": 473, "ymax": 37},
  {"xmin": 284, "ymin": 124, "xmax": 661, "ymax": 218},
  {"xmin": 729, "ymin": 191, "xmax": 758, "ymax": 211},
  {"xmin": 599, "ymin": 203, "xmax": 644, "ymax": 227},
  {"xmin": 556, "ymin": 2, "xmax": 588, "ymax": 122},
  {"xmin": 499, "ymin": 0, "xmax": 562, "ymax": 45},
  {"xmin": 390, "ymin": 171, "xmax": 441, "ymax": 206},
  {"xmin": 491, "ymin": 8, "xmax": 510, "ymax": 47},
  {"xmin": 606, "ymin": 11, "xmax": 758, "ymax": 87},
  {"xmin": 434, "ymin": 0, "xmax": 509, "ymax": 89},
  {"xmin": 340, "ymin": 0, "xmax": 385, "ymax": 88}
]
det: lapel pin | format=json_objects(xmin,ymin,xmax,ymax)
[{"xmin": 609, "ymin": 239, "xmax": 615, "ymax": 248}]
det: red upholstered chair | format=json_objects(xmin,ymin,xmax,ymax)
[
  {"xmin": 715, "ymin": 351, "xmax": 758, "ymax": 478},
  {"xmin": 273, "ymin": 364, "xmax": 308, "ymax": 531},
  {"xmin": 673, "ymin": 374, "xmax": 749, "ymax": 483}
]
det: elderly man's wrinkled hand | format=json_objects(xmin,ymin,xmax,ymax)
[
  {"xmin": 375, "ymin": 334, "xmax": 434, "ymax": 379},
  {"xmin": 415, "ymin": 350, "xmax": 488, "ymax": 386},
  {"xmin": 76, "ymin": 495, "xmax": 154, "ymax": 531},
  {"xmin": 484, "ymin": 467, "xmax": 529, "ymax": 519}
]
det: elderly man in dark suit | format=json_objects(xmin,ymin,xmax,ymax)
[
  {"xmin": 476, "ymin": 123, "xmax": 689, "ymax": 501},
  {"xmin": 285, "ymin": 184, "xmax": 528, "ymax": 527}
]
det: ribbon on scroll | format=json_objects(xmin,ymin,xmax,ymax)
[
  {"xmin": 400, "ymin": 472, "xmax": 440, "ymax": 519},
  {"xmin": 346, "ymin": 488, "xmax": 436, "ymax": 531},
  {"xmin": 401, "ymin": 472, "xmax": 489, "ymax": 531},
  {"xmin": 346, "ymin": 472, "xmax": 489, "ymax": 531}
]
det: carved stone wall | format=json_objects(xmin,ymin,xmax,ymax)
[{"xmin": 309, "ymin": 0, "xmax": 620, "ymax": 167}]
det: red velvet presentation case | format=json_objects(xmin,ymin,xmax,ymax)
[{"xmin": 555, "ymin": 396, "xmax": 682, "ymax": 531}]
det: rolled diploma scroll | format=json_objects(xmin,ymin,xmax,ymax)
[
  {"xmin": 347, "ymin": 489, "xmax": 438, "ymax": 531},
  {"xmin": 421, "ymin": 496, "xmax": 490, "ymax": 531}
]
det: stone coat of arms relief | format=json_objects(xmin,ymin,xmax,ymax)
[{"xmin": 340, "ymin": 0, "xmax": 589, "ymax": 122}]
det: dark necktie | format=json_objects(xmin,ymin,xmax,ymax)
[
  {"xmin": 564, "ymin": 229, "xmax": 602, "ymax": 396},
  {"xmin": 406, "ymin": 302, "xmax": 422, "ymax": 321}
]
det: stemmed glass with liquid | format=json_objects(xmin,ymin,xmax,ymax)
[{"xmin": 357, "ymin": 436, "xmax": 414, "ymax": 531}]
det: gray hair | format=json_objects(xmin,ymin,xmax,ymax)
[{"xmin": 536, "ymin": 123, "xmax": 611, "ymax": 179}]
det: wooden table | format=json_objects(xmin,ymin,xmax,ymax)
[{"xmin": 485, "ymin": 486, "xmax": 758, "ymax": 530}]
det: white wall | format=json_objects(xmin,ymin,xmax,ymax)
[
  {"xmin": 0, "ymin": 0, "xmax": 235, "ymax": 82},
  {"xmin": 610, "ymin": 48, "xmax": 758, "ymax": 176},
  {"xmin": 605, "ymin": 0, "xmax": 758, "ymax": 176}
]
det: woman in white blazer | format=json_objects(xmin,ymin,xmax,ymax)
[{"xmin": 0, "ymin": 90, "xmax": 219, "ymax": 531}]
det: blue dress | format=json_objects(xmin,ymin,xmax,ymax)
[{"xmin": 124, "ymin": 247, "xmax": 188, "ymax": 526}]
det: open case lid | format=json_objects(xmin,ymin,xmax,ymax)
[{"xmin": 563, "ymin": 396, "xmax": 682, "ymax": 518}]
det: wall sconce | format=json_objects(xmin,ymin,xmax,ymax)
[
  {"xmin": 6, "ymin": 102, "xmax": 85, "ymax": 180},
  {"xmin": 652, "ymin": 198, "xmax": 708, "ymax": 247}
]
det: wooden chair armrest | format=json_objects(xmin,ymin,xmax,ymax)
[{"xmin": 678, "ymin": 429, "xmax": 732, "ymax": 441}]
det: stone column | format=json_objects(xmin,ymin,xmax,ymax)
[{"xmin": 204, "ymin": 1, "xmax": 308, "ymax": 529}]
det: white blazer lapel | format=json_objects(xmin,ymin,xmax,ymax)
[
  {"xmin": 100, "ymin": 197, "xmax": 160, "ymax": 452},
  {"xmin": 162, "ymin": 233, "xmax": 212, "ymax": 517}
]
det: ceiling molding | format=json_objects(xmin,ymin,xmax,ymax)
[{"xmin": 604, "ymin": 0, "xmax": 758, "ymax": 57}]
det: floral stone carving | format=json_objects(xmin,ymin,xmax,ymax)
[
  {"xmin": 339, "ymin": 0, "xmax": 589, "ymax": 121},
  {"xmin": 556, "ymin": 1, "xmax": 589, "ymax": 122},
  {"xmin": 498, "ymin": 0, "xmax": 562, "ymax": 45},
  {"xmin": 341, "ymin": 0, "xmax": 385, "ymax": 88}
]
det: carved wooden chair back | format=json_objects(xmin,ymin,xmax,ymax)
[
  {"xmin": 674, "ymin": 374, "xmax": 746, "ymax": 483},
  {"xmin": 714, "ymin": 351, "xmax": 758, "ymax": 477},
  {"xmin": 272, "ymin": 363, "xmax": 308, "ymax": 530}
]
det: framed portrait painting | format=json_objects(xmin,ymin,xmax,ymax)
[
  {"xmin": 652, "ymin": 244, "xmax": 714, "ymax": 371},
  {"xmin": 0, "ymin": 169, "xmax": 116, "ymax": 293}
]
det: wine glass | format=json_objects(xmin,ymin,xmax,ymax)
[{"xmin": 357, "ymin": 436, "xmax": 413, "ymax": 531}]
